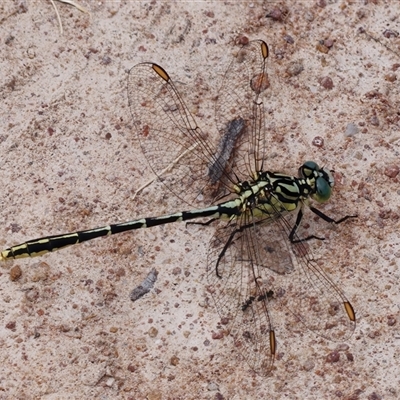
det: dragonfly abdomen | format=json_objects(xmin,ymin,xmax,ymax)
[{"xmin": 0, "ymin": 202, "xmax": 241, "ymax": 261}]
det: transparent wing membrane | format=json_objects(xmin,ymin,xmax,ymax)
[
  {"xmin": 215, "ymin": 40, "xmax": 270, "ymax": 181},
  {"xmin": 128, "ymin": 62, "xmax": 232, "ymax": 207}
]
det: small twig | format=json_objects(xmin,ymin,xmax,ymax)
[
  {"xmin": 132, "ymin": 143, "xmax": 199, "ymax": 201},
  {"xmin": 358, "ymin": 26, "xmax": 400, "ymax": 58},
  {"xmin": 49, "ymin": 0, "xmax": 89, "ymax": 35},
  {"xmin": 49, "ymin": 0, "xmax": 63, "ymax": 34},
  {"xmin": 56, "ymin": 0, "xmax": 88, "ymax": 13}
]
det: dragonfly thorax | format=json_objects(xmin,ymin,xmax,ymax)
[
  {"xmin": 235, "ymin": 173, "xmax": 302, "ymax": 216},
  {"xmin": 234, "ymin": 161, "xmax": 334, "ymax": 218}
]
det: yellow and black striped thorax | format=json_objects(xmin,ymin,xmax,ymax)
[{"xmin": 234, "ymin": 161, "xmax": 334, "ymax": 217}]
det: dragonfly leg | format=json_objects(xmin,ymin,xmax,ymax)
[
  {"xmin": 186, "ymin": 218, "xmax": 219, "ymax": 227},
  {"xmin": 309, "ymin": 206, "xmax": 357, "ymax": 225},
  {"xmin": 215, "ymin": 226, "xmax": 244, "ymax": 278},
  {"xmin": 290, "ymin": 207, "xmax": 357, "ymax": 243}
]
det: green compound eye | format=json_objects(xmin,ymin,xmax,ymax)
[
  {"xmin": 303, "ymin": 161, "xmax": 318, "ymax": 173},
  {"xmin": 301, "ymin": 161, "xmax": 333, "ymax": 203},
  {"xmin": 314, "ymin": 176, "xmax": 332, "ymax": 203}
]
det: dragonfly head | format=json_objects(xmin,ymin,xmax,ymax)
[{"xmin": 299, "ymin": 161, "xmax": 334, "ymax": 203}]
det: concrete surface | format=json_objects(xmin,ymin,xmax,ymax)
[{"xmin": 0, "ymin": 1, "xmax": 399, "ymax": 399}]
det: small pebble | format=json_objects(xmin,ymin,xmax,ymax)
[
  {"xmin": 147, "ymin": 391, "xmax": 162, "ymax": 400},
  {"xmin": 266, "ymin": 7, "xmax": 287, "ymax": 21},
  {"xmin": 6, "ymin": 321, "xmax": 16, "ymax": 330},
  {"xmin": 302, "ymin": 359, "xmax": 315, "ymax": 371},
  {"xmin": 105, "ymin": 378, "xmax": 115, "ymax": 387},
  {"xmin": 211, "ymin": 330, "xmax": 224, "ymax": 339},
  {"xmin": 304, "ymin": 10, "xmax": 314, "ymax": 21},
  {"xmin": 384, "ymin": 73, "xmax": 397, "ymax": 82},
  {"xmin": 336, "ymin": 343, "xmax": 349, "ymax": 351},
  {"xmin": 369, "ymin": 115, "xmax": 379, "ymax": 126},
  {"xmin": 170, "ymin": 355, "xmax": 180, "ymax": 366},
  {"xmin": 345, "ymin": 123, "xmax": 359, "ymax": 137},
  {"xmin": 368, "ymin": 330, "xmax": 381, "ymax": 339},
  {"xmin": 127, "ymin": 364, "xmax": 136, "ymax": 372},
  {"xmin": 286, "ymin": 60, "xmax": 304, "ymax": 77},
  {"xmin": 237, "ymin": 36, "xmax": 249, "ymax": 45},
  {"xmin": 107, "ymin": 1, "xmax": 120, "ymax": 16},
  {"xmin": 319, "ymin": 76, "xmax": 334, "ymax": 90},
  {"xmin": 10, "ymin": 265, "xmax": 22, "ymax": 281},
  {"xmin": 387, "ymin": 315, "xmax": 397, "ymax": 326},
  {"xmin": 383, "ymin": 29, "xmax": 398, "ymax": 38},
  {"xmin": 172, "ymin": 267, "xmax": 181, "ymax": 275},
  {"xmin": 130, "ymin": 268, "xmax": 158, "ymax": 301},
  {"xmin": 368, "ymin": 392, "xmax": 383, "ymax": 400},
  {"xmin": 384, "ymin": 164, "xmax": 399, "ymax": 178},
  {"xmin": 284, "ymin": 35, "xmax": 294, "ymax": 44},
  {"xmin": 326, "ymin": 350, "xmax": 340, "ymax": 363},
  {"xmin": 148, "ymin": 327, "xmax": 158, "ymax": 338},
  {"xmin": 316, "ymin": 42, "xmax": 329, "ymax": 54},
  {"xmin": 27, "ymin": 47, "xmax": 35, "ymax": 59},
  {"xmin": 101, "ymin": 55, "xmax": 112, "ymax": 65}
]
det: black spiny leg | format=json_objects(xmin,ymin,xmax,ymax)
[
  {"xmin": 186, "ymin": 218, "xmax": 219, "ymax": 227},
  {"xmin": 215, "ymin": 227, "xmax": 242, "ymax": 278},
  {"xmin": 290, "ymin": 207, "xmax": 357, "ymax": 243},
  {"xmin": 309, "ymin": 206, "xmax": 357, "ymax": 225}
]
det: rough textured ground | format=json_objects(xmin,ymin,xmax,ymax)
[{"xmin": 0, "ymin": 1, "xmax": 399, "ymax": 399}]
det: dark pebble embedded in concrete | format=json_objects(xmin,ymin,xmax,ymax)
[
  {"xmin": 369, "ymin": 115, "xmax": 380, "ymax": 126},
  {"xmin": 384, "ymin": 164, "xmax": 399, "ymax": 179},
  {"xmin": 170, "ymin": 355, "xmax": 179, "ymax": 366},
  {"xmin": 319, "ymin": 76, "xmax": 334, "ymax": 89},
  {"xmin": 10, "ymin": 265, "xmax": 22, "ymax": 281},
  {"xmin": 326, "ymin": 350, "xmax": 340, "ymax": 363}
]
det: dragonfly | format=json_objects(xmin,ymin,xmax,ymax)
[{"xmin": 0, "ymin": 40, "xmax": 356, "ymax": 375}]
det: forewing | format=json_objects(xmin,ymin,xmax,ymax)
[
  {"xmin": 128, "ymin": 41, "xmax": 275, "ymax": 207},
  {"xmin": 128, "ymin": 63, "xmax": 221, "ymax": 207}
]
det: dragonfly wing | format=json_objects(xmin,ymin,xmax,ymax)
[
  {"xmin": 215, "ymin": 40, "xmax": 270, "ymax": 182},
  {"xmin": 206, "ymin": 216, "xmax": 275, "ymax": 376},
  {"xmin": 253, "ymin": 206, "xmax": 356, "ymax": 341},
  {"xmin": 128, "ymin": 63, "xmax": 222, "ymax": 207}
]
